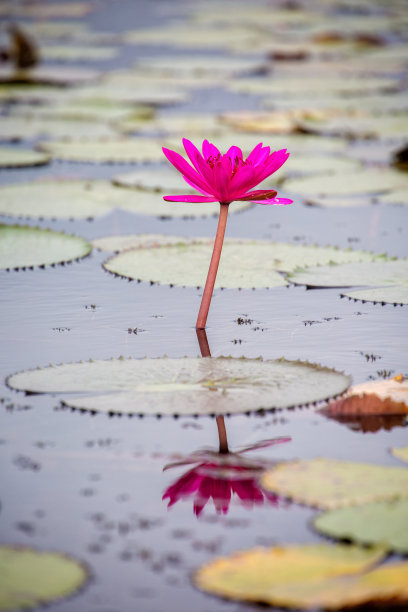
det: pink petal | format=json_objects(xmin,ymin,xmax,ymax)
[
  {"xmin": 256, "ymin": 149, "xmax": 289, "ymax": 182},
  {"xmin": 163, "ymin": 194, "xmax": 219, "ymax": 202},
  {"xmin": 202, "ymin": 139, "xmax": 220, "ymax": 159},
  {"xmin": 162, "ymin": 147, "xmax": 211, "ymax": 194},
  {"xmin": 230, "ymin": 165, "xmax": 259, "ymax": 197},
  {"xmin": 225, "ymin": 145, "xmax": 243, "ymax": 161},
  {"xmin": 246, "ymin": 142, "xmax": 264, "ymax": 164},
  {"xmin": 182, "ymin": 138, "xmax": 205, "ymax": 174},
  {"xmin": 182, "ymin": 174, "xmax": 213, "ymax": 195}
]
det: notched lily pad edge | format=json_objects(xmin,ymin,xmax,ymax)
[
  {"xmin": 0, "ymin": 224, "xmax": 93, "ymax": 271},
  {"xmin": 6, "ymin": 355, "xmax": 351, "ymax": 419},
  {"xmin": 339, "ymin": 292, "xmax": 408, "ymax": 307}
]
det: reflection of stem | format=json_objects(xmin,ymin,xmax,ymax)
[
  {"xmin": 196, "ymin": 202, "xmax": 229, "ymax": 330},
  {"xmin": 216, "ymin": 416, "xmax": 229, "ymax": 454}
]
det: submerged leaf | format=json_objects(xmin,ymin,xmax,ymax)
[
  {"xmin": 0, "ymin": 224, "xmax": 91, "ymax": 270},
  {"xmin": 261, "ymin": 458, "xmax": 408, "ymax": 509},
  {"xmin": 0, "ymin": 545, "xmax": 88, "ymax": 611},
  {"xmin": 7, "ymin": 357, "xmax": 350, "ymax": 416}
]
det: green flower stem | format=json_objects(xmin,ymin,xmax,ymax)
[{"xmin": 196, "ymin": 202, "xmax": 229, "ymax": 329}]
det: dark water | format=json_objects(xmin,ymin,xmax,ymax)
[{"xmin": 0, "ymin": 1, "xmax": 407, "ymax": 611}]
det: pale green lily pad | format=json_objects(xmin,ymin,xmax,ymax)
[
  {"xmin": 263, "ymin": 92, "xmax": 408, "ymax": 114},
  {"xmin": 283, "ymin": 168, "xmax": 408, "ymax": 198},
  {"xmin": 0, "ymin": 147, "xmax": 50, "ymax": 168},
  {"xmin": 289, "ymin": 259, "xmax": 408, "ymax": 305},
  {"xmin": 37, "ymin": 138, "xmax": 164, "ymax": 163},
  {"xmin": 117, "ymin": 113, "xmax": 223, "ymax": 136},
  {"xmin": 195, "ymin": 543, "xmax": 408, "ymax": 610},
  {"xmin": 9, "ymin": 100, "xmax": 154, "ymax": 123},
  {"xmin": 40, "ymin": 45, "xmax": 119, "ymax": 62},
  {"xmin": 0, "ymin": 181, "xmax": 248, "ymax": 220},
  {"xmin": 7, "ymin": 357, "xmax": 350, "ymax": 416},
  {"xmin": 298, "ymin": 114, "xmax": 408, "ymax": 141},
  {"xmin": 104, "ymin": 241, "xmax": 378, "ymax": 289},
  {"xmin": 0, "ymin": 84, "xmax": 71, "ymax": 104},
  {"xmin": 112, "ymin": 166, "xmax": 195, "ymax": 192},
  {"xmin": 279, "ymin": 155, "xmax": 361, "ymax": 176},
  {"xmin": 0, "ymin": 116, "xmax": 116, "ymax": 141},
  {"xmin": 0, "ymin": 546, "xmax": 88, "ymax": 611},
  {"xmin": 227, "ymin": 76, "xmax": 399, "ymax": 97},
  {"xmin": 261, "ymin": 458, "xmax": 408, "ymax": 509},
  {"xmin": 391, "ymin": 447, "xmax": 408, "ymax": 464},
  {"xmin": 342, "ymin": 285, "xmax": 408, "ymax": 305},
  {"xmin": 65, "ymin": 82, "xmax": 188, "ymax": 105},
  {"xmin": 0, "ymin": 65, "xmax": 100, "ymax": 86},
  {"xmin": 132, "ymin": 54, "xmax": 267, "ymax": 77},
  {"xmin": 0, "ymin": 224, "xmax": 91, "ymax": 270},
  {"xmin": 313, "ymin": 500, "xmax": 408, "ymax": 553},
  {"xmin": 92, "ymin": 234, "xmax": 198, "ymax": 253}
]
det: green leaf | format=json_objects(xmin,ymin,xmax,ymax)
[
  {"xmin": 391, "ymin": 446, "xmax": 408, "ymax": 464},
  {"xmin": 0, "ymin": 116, "xmax": 116, "ymax": 141},
  {"xmin": 261, "ymin": 458, "xmax": 408, "ymax": 509},
  {"xmin": 0, "ymin": 546, "xmax": 88, "ymax": 611},
  {"xmin": 37, "ymin": 138, "xmax": 164, "ymax": 163},
  {"xmin": 104, "ymin": 240, "xmax": 378, "ymax": 288},
  {"xmin": 0, "ymin": 224, "xmax": 91, "ymax": 270},
  {"xmin": 7, "ymin": 357, "xmax": 350, "ymax": 416},
  {"xmin": 313, "ymin": 500, "xmax": 408, "ymax": 553}
]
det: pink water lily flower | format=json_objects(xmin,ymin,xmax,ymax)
[
  {"xmin": 162, "ymin": 139, "xmax": 292, "ymax": 329},
  {"xmin": 162, "ymin": 139, "xmax": 292, "ymax": 206}
]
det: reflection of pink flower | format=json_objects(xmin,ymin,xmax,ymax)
[
  {"xmin": 162, "ymin": 139, "xmax": 292, "ymax": 206},
  {"xmin": 163, "ymin": 437, "xmax": 290, "ymax": 517},
  {"xmin": 163, "ymin": 462, "xmax": 281, "ymax": 516}
]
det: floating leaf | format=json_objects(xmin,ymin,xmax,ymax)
[
  {"xmin": 289, "ymin": 259, "xmax": 408, "ymax": 305},
  {"xmin": 112, "ymin": 166, "xmax": 194, "ymax": 192},
  {"xmin": 0, "ymin": 65, "xmax": 100, "ymax": 86},
  {"xmin": 298, "ymin": 114, "xmax": 408, "ymax": 141},
  {"xmin": 37, "ymin": 138, "xmax": 164, "ymax": 163},
  {"xmin": 261, "ymin": 458, "xmax": 408, "ymax": 509},
  {"xmin": 40, "ymin": 45, "xmax": 119, "ymax": 62},
  {"xmin": 0, "ymin": 147, "xmax": 50, "ymax": 168},
  {"xmin": 9, "ymin": 100, "xmax": 153, "ymax": 123},
  {"xmin": 64, "ymin": 82, "xmax": 188, "ymax": 105},
  {"xmin": 313, "ymin": 500, "xmax": 408, "ymax": 553},
  {"xmin": 0, "ymin": 116, "xmax": 116, "ymax": 141},
  {"xmin": 104, "ymin": 240, "xmax": 378, "ymax": 288},
  {"xmin": 117, "ymin": 113, "xmax": 223, "ymax": 137},
  {"xmin": 283, "ymin": 168, "xmax": 408, "ymax": 198},
  {"xmin": 92, "ymin": 234, "xmax": 206, "ymax": 253},
  {"xmin": 391, "ymin": 446, "xmax": 408, "ymax": 464},
  {"xmin": 194, "ymin": 543, "xmax": 408, "ymax": 610},
  {"xmin": 381, "ymin": 188, "xmax": 408, "ymax": 205},
  {"xmin": 0, "ymin": 181, "xmax": 248, "ymax": 220},
  {"xmin": 0, "ymin": 224, "xmax": 91, "ymax": 270},
  {"xmin": 7, "ymin": 357, "xmax": 350, "ymax": 416},
  {"xmin": 131, "ymin": 54, "xmax": 268, "ymax": 77},
  {"xmin": 0, "ymin": 545, "xmax": 88, "ymax": 611}
]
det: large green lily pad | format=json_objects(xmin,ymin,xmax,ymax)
[
  {"xmin": 37, "ymin": 138, "xmax": 164, "ymax": 163},
  {"xmin": 391, "ymin": 446, "xmax": 408, "ymax": 464},
  {"xmin": 261, "ymin": 458, "xmax": 408, "ymax": 509},
  {"xmin": 289, "ymin": 259, "xmax": 408, "ymax": 305},
  {"xmin": 40, "ymin": 45, "xmax": 119, "ymax": 62},
  {"xmin": 9, "ymin": 100, "xmax": 154, "ymax": 123},
  {"xmin": 7, "ymin": 357, "xmax": 350, "ymax": 416},
  {"xmin": 92, "ymin": 234, "xmax": 207, "ymax": 253},
  {"xmin": 104, "ymin": 240, "xmax": 379, "ymax": 288},
  {"xmin": 131, "ymin": 54, "xmax": 268, "ymax": 77},
  {"xmin": 0, "ymin": 545, "xmax": 88, "ymax": 611},
  {"xmin": 116, "ymin": 112, "xmax": 223, "ymax": 137},
  {"xmin": 0, "ymin": 224, "xmax": 91, "ymax": 270},
  {"xmin": 112, "ymin": 166, "xmax": 194, "ymax": 191},
  {"xmin": 0, "ymin": 181, "xmax": 247, "ymax": 220},
  {"xmin": 0, "ymin": 65, "xmax": 100, "ymax": 86},
  {"xmin": 298, "ymin": 114, "xmax": 408, "ymax": 141},
  {"xmin": 195, "ymin": 544, "xmax": 408, "ymax": 610},
  {"xmin": 0, "ymin": 147, "xmax": 50, "ymax": 168},
  {"xmin": 313, "ymin": 500, "xmax": 408, "ymax": 553}
]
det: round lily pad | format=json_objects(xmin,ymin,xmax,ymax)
[
  {"xmin": 65, "ymin": 82, "xmax": 189, "ymax": 106},
  {"xmin": 289, "ymin": 259, "xmax": 408, "ymax": 305},
  {"xmin": 104, "ymin": 240, "xmax": 379, "ymax": 288},
  {"xmin": 194, "ymin": 543, "xmax": 408, "ymax": 610},
  {"xmin": 92, "ymin": 234, "xmax": 206, "ymax": 253},
  {"xmin": 7, "ymin": 357, "xmax": 350, "ymax": 416},
  {"xmin": 0, "ymin": 116, "xmax": 116, "ymax": 141},
  {"xmin": 313, "ymin": 500, "xmax": 408, "ymax": 553},
  {"xmin": 117, "ymin": 112, "xmax": 223, "ymax": 136},
  {"xmin": 0, "ymin": 147, "xmax": 50, "ymax": 168},
  {"xmin": 298, "ymin": 114, "xmax": 408, "ymax": 141},
  {"xmin": 0, "ymin": 181, "xmax": 248, "ymax": 220},
  {"xmin": 0, "ymin": 224, "xmax": 91, "ymax": 270},
  {"xmin": 0, "ymin": 545, "xmax": 88, "ymax": 611},
  {"xmin": 37, "ymin": 138, "xmax": 164, "ymax": 163},
  {"xmin": 283, "ymin": 168, "xmax": 408, "ymax": 198},
  {"xmin": 261, "ymin": 458, "xmax": 408, "ymax": 509},
  {"xmin": 0, "ymin": 65, "xmax": 100, "ymax": 86},
  {"xmin": 9, "ymin": 100, "xmax": 153, "ymax": 123},
  {"xmin": 112, "ymin": 166, "xmax": 193, "ymax": 192},
  {"xmin": 40, "ymin": 45, "xmax": 119, "ymax": 62},
  {"xmin": 132, "ymin": 54, "xmax": 267, "ymax": 77}
]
